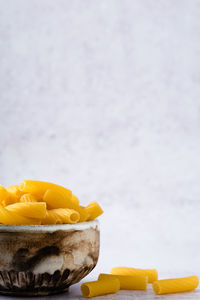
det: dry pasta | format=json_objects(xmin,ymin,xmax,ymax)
[
  {"xmin": 0, "ymin": 185, "xmax": 10, "ymax": 206},
  {"xmin": 77, "ymin": 206, "xmax": 90, "ymax": 222},
  {"xmin": 41, "ymin": 208, "xmax": 80, "ymax": 224},
  {"xmin": 153, "ymin": 276, "xmax": 199, "ymax": 295},
  {"xmin": 0, "ymin": 205, "xmax": 41, "ymax": 225},
  {"xmin": 20, "ymin": 180, "xmax": 72, "ymax": 200},
  {"xmin": 98, "ymin": 273, "xmax": 148, "ymax": 290},
  {"xmin": 43, "ymin": 189, "xmax": 77, "ymax": 210},
  {"xmin": 19, "ymin": 193, "xmax": 38, "ymax": 203},
  {"xmin": 86, "ymin": 201, "xmax": 103, "ymax": 220},
  {"xmin": 81, "ymin": 279, "xmax": 120, "ymax": 298},
  {"xmin": 6, "ymin": 202, "xmax": 47, "ymax": 219},
  {"xmin": 0, "ymin": 181, "xmax": 103, "ymax": 225},
  {"xmin": 111, "ymin": 267, "xmax": 158, "ymax": 283},
  {"xmin": 72, "ymin": 194, "xmax": 79, "ymax": 206}
]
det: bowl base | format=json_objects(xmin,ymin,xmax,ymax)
[{"xmin": 0, "ymin": 287, "xmax": 69, "ymax": 297}]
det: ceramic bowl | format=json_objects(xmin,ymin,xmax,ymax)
[{"xmin": 0, "ymin": 220, "xmax": 99, "ymax": 296}]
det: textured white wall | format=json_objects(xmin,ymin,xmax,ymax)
[{"xmin": 0, "ymin": 0, "xmax": 200, "ymax": 274}]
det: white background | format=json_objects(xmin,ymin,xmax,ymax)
[{"xmin": 0, "ymin": 0, "xmax": 200, "ymax": 285}]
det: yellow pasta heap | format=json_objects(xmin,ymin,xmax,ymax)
[
  {"xmin": 0, "ymin": 180, "xmax": 103, "ymax": 225},
  {"xmin": 81, "ymin": 279, "xmax": 120, "ymax": 298},
  {"xmin": 153, "ymin": 276, "xmax": 199, "ymax": 295},
  {"xmin": 111, "ymin": 267, "xmax": 158, "ymax": 283},
  {"xmin": 98, "ymin": 273, "xmax": 148, "ymax": 290}
]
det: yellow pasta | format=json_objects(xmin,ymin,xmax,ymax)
[
  {"xmin": 85, "ymin": 201, "xmax": 104, "ymax": 221},
  {"xmin": 19, "ymin": 193, "xmax": 38, "ymax": 203},
  {"xmin": 20, "ymin": 180, "xmax": 72, "ymax": 201},
  {"xmin": 6, "ymin": 185, "xmax": 21, "ymax": 201},
  {"xmin": 43, "ymin": 189, "xmax": 77, "ymax": 210},
  {"xmin": 111, "ymin": 267, "xmax": 158, "ymax": 283},
  {"xmin": 0, "ymin": 185, "xmax": 10, "ymax": 206},
  {"xmin": 153, "ymin": 276, "xmax": 199, "ymax": 295},
  {"xmin": 0, "ymin": 205, "xmax": 41, "ymax": 225},
  {"xmin": 77, "ymin": 206, "xmax": 89, "ymax": 222},
  {"xmin": 81, "ymin": 279, "xmax": 120, "ymax": 298},
  {"xmin": 41, "ymin": 208, "xmax": 80, "ymax": 224},
  {"xmin": 72, "ymin": 194, "xmax": 79, "ymax": 206},
  {"xmin": 6, "ymin": 202, "xmax": 47, "ymax": 219},
  {"xmin": 98, "ymin": 273, "xmax": 148, "ymax": 290}
]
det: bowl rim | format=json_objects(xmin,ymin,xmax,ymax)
[{"xmin": 0, "ymin": 220, "xmax": 99, "ymax": 232}]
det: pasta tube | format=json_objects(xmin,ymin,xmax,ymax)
[
  {"xmin": 86, "ymin": 201, "xmax": 103, "ymax": 221},
  {"xmin": 41, "ymin": 208, "xmax": 80, "ymax": 224},
  {"xmin": 98, "ymin": 273, "xmax": 148, "ymax": 290},
  {"xmin": 6, "ymin": 185, "xmax": 21, "ymax": 201},
  {"xmin": 81, "ymin": 279, "xmax": 120, "ymax": 298},
  {"xmin": 111, "ymin": 267, "xmax": 158, "ymax": 283},
  {"xmin": 0, "ymin": 185, "xmax": 10, "ymax": 206},
  {"xmin": 20, "ymin": 180, "xmax": 72, "ymax": 201},
  {"xmin": 0, "ymin": 205, "xmax": 41, "ymax": 225},
  {"xmin": 43, "ymin": 189, "xmax": 77, "ymax": 210},
  {"xmin": 72, "ymin": 194, "xmax": 79, "ymax": 206},
  {"xmin": 6, "ymin": 202, "xmax": 47, "ymax": 219},
  {"xmin": 77, "ymin": 206, "xmax": 89, "ymax": 222},
  {"xmin": 19, "ymin": 193, "xmax": 38, "ymax": 203},
  {"xmin": 153, "ymin": 276, "xmax": 199, "ymax": 295}
]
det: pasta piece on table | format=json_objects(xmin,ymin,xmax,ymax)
[
  {"xmin": 81, "ymin": 279, "xmax": 120, "ymax": 298},
  {"xmin": 111, "ymin": 267, "xmax": 158, "ymax": 283},
  {"xmin": 153, "ymin": 276, "xmax": 199, "ymax": 295},
  {"xmin": 98, "ymin": 273, "xmax": 148, "ymax": 290}
]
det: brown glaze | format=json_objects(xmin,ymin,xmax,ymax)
[{"xmin": 0, "ymin": 224, "xmax": 99, "ymax": 296}]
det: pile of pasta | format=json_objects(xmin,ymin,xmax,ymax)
[
  {"xmin": 0, "ymin": 180, "xmax": 103, "ymax": 225},
  {"xmin": 81, "ymin": 267, "xmax": 199, "ymax": 298}
]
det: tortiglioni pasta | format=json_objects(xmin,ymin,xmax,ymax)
[
  {"xmin": 111, "ymin": 267, "xmax": 158, "ymax": 283},
  {"xmin": 98, "ymin": 273, "xmax": 148, "ymax": 290},
  {"xmin": 81, "ymin": 279, "xmax": 120, "ymax": 298},
  {"xmin": 153, "ymin": 276, "xmax": 199, "ymax": 295}
]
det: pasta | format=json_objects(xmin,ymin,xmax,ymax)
[
  {"xmin": 153, "ymin": 276, "xmax": 199, "ymax": 295},
  {"xmin": 19, "ymin": 193, "xmax": 38, "ymax": 203},
  {"xmin": 77, "ymin": 206, "xmax": 90, "ymax": 222},
  {"xmin": 111, "ymin": 267, "xmax": 158, "ymax": 283},
  {"xmin": 43, "ymin": 189, "xmax": 77, "ymax": 210},
  {"xmin": 0, "ymin": 185, "xmax": 10, "ymax": 206},
  {"xmin": 0, "ymin": 205, "xmax": 41, "ymax": 225},
  {"xmin": 20, "ymin": 180, "xmax": 72, "ymax": 200},
  {"xmin": 0, "ymin": 181, "xmax": 103, "ymax": 225},
  {"xmin": 98, "ymin": 273, "xmax": 148, "ymax": 290},
  {"xmin": 6, "ymin": 202, "xmax": 47, "ymax": 219},
  {"xmin": 72, "ymin": 194, "xmax": 79, "ymax": 206},
  {"xmin": 86, "ymin": 201, "xmax": 104, "ymax": 220},
  {"xmin": 81, "ymin": 279, "xmax": 120, "ymax": 298},
  {"xmin": 41, "ymin": 208, "xmax": 80, "ymax": 224}
]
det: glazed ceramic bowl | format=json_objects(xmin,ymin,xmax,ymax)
[{"xmin": 0, "ymin": 220, "xmax": 99, "ymax": 296}]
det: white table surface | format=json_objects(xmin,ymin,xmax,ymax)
[{"xmin": 0, "ymin": 273, "xmax": 199, "ymax": 300}]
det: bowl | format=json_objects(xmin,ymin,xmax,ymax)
[{"xmin": 0, "ymin": 220, "xmax": 99, "ymax": 296}]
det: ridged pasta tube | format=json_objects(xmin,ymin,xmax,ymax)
[
  {"xmin": 20, "ymin": 180, "xmax": 72, "ymax": 201},
  {"xmin": 86, "ymin": 201, "xmax": 103, "ymax": 220},
  {"xmin": 153, "ymin": 276, "xmax": 199, "ymax": 295},
  {"xmin": 6, "ymin": 202, "xmax": 47, "ymax": 219},
  {"xmin": 19, "ymin": 193, "xmax": 38, "ymax": 203},
  {"xmin": 81, "ymin": 279, "xmax": 120, "ymax": 298},
  {"xmin": 98, "ymin": 273, "xmax": 148, "ymax": 290},
  {"xmin": 0, "ymin": 185, "xmax": 10, "ymax": 206},
  {"xmin": 72, "ymin": 194, "xmax": 79, "ymax": 206},
  {"xmin": 43, "ymin": 189, "xmax": 77, "ymax": 210},
  {"xmin": 77, "ymin": 206, "xmax": 89, "ymax": 222},
  {"xmin": 41, "ymin": 208, "xmax": 80, "ymax": 224},
  {"xmin": 0, "ymin": 205, "xmax": 41, "ymax": 225},
  {"xmin": 111, "ymin": 267, "xmax": 158, "ymax": 283},
  {"xmin": 6, "ymin": 185, "xmax": 21, "ymax": 202}
]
